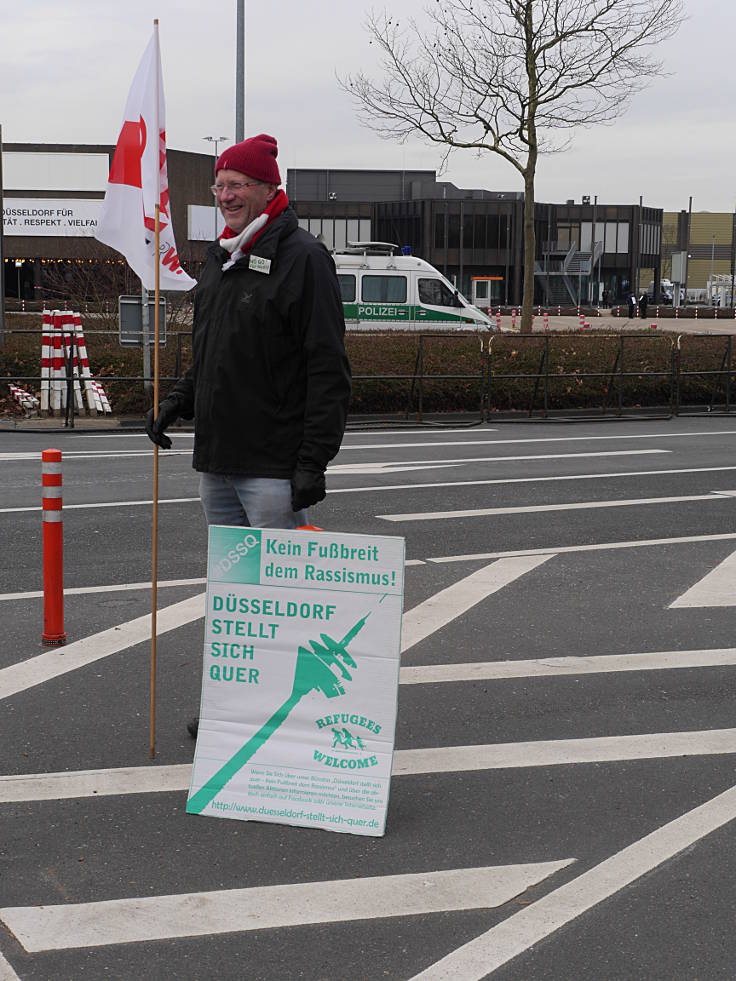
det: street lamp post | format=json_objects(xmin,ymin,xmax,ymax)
[
  {"xmin": 14, "ymin": 259, "xmax": 22, "ymax": 301},
  {"xmin": 203, "ymin": 136, "xmax": 229, "ymax": 239}
]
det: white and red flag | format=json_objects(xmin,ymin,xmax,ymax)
[{"xmin": 96, "ymin": 29, "xmax": 195, "ymax": 291}]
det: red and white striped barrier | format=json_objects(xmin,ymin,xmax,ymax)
[
  {"xmin": 41, "ymin": 448, "xmax": 66, "ymax": 646},
  {"xmin": 40, "ymin": 310, "xmax": 53, "ymax": 412},
  {"xmin": 39, "ymin": 310, "xmax": 112, "ymax": 415},
  {"xmin": 9, "ymin": 384, "xmax": 40, "ymax": 415},
  {"xmin": 557, "ymin": 306, "xmax": 561, "ymax": 317},
  {"xmin": 495, "ymin": 309, "xmax": 501, "ymax": 331},
  {"xmin": 543, "ymin": 311, "xmax": 549, "ymax": 331},
  {"xmin": 91, "ymin": 380, "xmax": 112, "ymax": 413},
  {"xmin": 511, "ymin": 308, "xmax": 517, "ymax": 329},
  {"xmin": 51, "ymin": 311, "xmax": 65, "ymax": 411},
  {"xmin": 650, "ymin": 322, "xmax": 658, "ymax": 330}
]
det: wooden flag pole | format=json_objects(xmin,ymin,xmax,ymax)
[{"xmin": 150, "ymin": 17, "xmax": 161, "ymax": 761}]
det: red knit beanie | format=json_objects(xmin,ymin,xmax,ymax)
[{"xmin": 215, "ymin": 134, "xmax": 281, "ymax": 185}]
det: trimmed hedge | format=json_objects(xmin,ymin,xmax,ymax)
[{"xmin": 2, "ymin": 319, "xmax": 736, "ymax": 417}]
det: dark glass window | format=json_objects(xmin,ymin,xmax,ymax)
[
  {"xmin": 418, "ymin": 278, "xmax": 462, "ymax": 307},
  {"xmin": 486, "ymin": 215, "xmax": 499, "ymax": 249},
  {"xmin": 337, "ymin": 274, "xmax": 356, "ymax": 302},
  {"xmin": 463, "ymin": 214, "xmax": 473, "ymax": 249},
  {"xmin": 361, "ymin": 275, "xmax": 407, "ymax": 302},
  {"xmin": 448, "ymin": 214, "xmax": 460, "ymax": 248},
  {"xmin": 434, "ymin": 213, "xmax": 445, "ymax": 249},
  {"xmin": 499, "ymin": 214, "xmax": 509, "ymax": 249}
]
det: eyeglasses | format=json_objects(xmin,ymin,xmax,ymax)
[{"xmin": 210, "ymin": 180, "xmax": 262, "ymax": 197}]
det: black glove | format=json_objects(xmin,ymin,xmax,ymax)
[
  {"xmin": 144, "ymin": 396, "xmax": 181, "ymax": 450},
  {"xmin": 291, "ymin": 465, "xmax": 326, "ymax": 512}
]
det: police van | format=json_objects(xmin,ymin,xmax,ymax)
[{"xmin": 332, "ymin": 242, "xmax": 496, "ymax": 331}]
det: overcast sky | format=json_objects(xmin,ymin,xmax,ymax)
[{"xmin": 0, "ymin": 0, "xmax": 731, "ymax": 212}]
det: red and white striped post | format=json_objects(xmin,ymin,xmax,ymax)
[{"xmin": 42, "ymin": 449, "xmax": 66, "ymax": 646}]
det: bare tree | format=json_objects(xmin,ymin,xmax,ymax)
[{"xmin": 344, "ymin": 0, "xmax": 685, "ymax": 332}]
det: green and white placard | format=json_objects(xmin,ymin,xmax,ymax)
[{"xmin": 186, "ymin": 526, "xmax": 405, "ymax": 836}]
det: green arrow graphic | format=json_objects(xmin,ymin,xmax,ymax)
[{"xmin": 187, "ymin": 612, "xmax": 370, "ymax": 815}]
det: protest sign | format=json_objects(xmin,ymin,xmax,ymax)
[{"xmin": 187, "ymin": 526, "xmax": 405, "ymax": 836}]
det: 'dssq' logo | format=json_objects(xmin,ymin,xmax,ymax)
[{"xmin": 213, "ymin": 530, "xmax": 261, "ymax": 578}]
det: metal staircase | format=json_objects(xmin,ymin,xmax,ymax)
[{"xmin": 534, "ymin": 240, "xmax": 603, "ymax": 306}]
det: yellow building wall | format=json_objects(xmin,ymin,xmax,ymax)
[
  {"xmin": 661, "ymin": 212, "xmax": 734, "ymax": 287},
  {"xmin": 689, "ymin": 213, "xmax": 733, "ymax": 247}
]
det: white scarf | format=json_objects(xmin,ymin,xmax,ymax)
[{"xmin": 219, "ymin": 213, "xmax": 269, "ymax": 271}]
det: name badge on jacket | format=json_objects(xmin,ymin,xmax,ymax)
[{"xmin": 249, "ymin": 255, "xmax": 271, "ymax": 275}]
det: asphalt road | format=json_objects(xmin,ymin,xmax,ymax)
[{"xmin": 2, "ymin": 416, "xmax": 736, "ymax": 980}]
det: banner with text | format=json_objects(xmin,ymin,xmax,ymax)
[
  {"xmin": 3, "ymin": 198, "xmax": 102, "ymax": 237},
  {"xmin": 187, "ymin": 526, "xmax": 405, "ymax": 836}
]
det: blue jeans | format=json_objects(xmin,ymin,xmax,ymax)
[{"xmin": 199, "ymin": 473, "xmax": 308, "ymax": 528}]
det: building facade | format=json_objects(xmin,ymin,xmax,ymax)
[
  {"xmin": 1, "ymin": 143, "xmax": 216, "ymax": 303},
  {"xmin": 1, "ymin": 148, "xmax": 668, "ymax": 307},
  {"xmin": 287, "ymin": 168, "xmax": 664, "ymax": 306},
  {"xmin": 661, "ymin": 210, "xmax": 736, "ymax": 299}
]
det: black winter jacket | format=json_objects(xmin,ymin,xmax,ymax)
[{"xmin": 170, "ymin": 207, "xmax": 351, "ymax": 477}]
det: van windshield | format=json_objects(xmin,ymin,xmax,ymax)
[{"xmin": 418, "ymin": 278, "xmax": 463, "ymax": 308}]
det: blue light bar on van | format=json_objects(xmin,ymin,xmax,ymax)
[{"xmin": 401, "ymin": 245, "xmax": 412, "ymax": 255}]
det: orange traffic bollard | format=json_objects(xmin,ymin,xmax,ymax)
[{"xmin": 42, "ymin": 448, "xmax": 66, "ymax": 646}]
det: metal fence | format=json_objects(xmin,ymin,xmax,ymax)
[{"xmin": 5, "ymin": 328, "xmax": 736, "ymax": 425}]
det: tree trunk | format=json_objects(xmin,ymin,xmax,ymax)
[
  {"xmin": 520, "ymin": 1, "xmax": 537, "ymax": 335},
  {"xmin": 520, "ymin": 165, "xmax": 536, "ymax": 334}
]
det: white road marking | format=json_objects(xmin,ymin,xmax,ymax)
[
  {"xmin": 392, "ymin": 729, "xmax": 736, "ymax": 775},
  {"xmin": 399, "ymin": 647, "xmax": 736, "ymax": 683},
  {"xmin": 71, "ymin": 433, "xmax": 195, "ymax": 438},
  {"xmin": 4, "ymin": 465, "xmax": 736, "ymax": 517},
  {"xmin": 669, "ymin": 547, "xmax": 736, "ymax": 608},
  {"xmin": 0, "ymin": 562, "xmax": 426, "ymax": 603},
  {"xmin": 379, "ymin": 491, "xmax": 733, "ymax": 522},
  {"xmin": 5, "ymin": 728, "xmax": 736, "ymax": 804},
  {"xmin": 0, "ymin": 577, "xmax": 207, "ymax": 602},
  {"xmin": 410, "ymin": 782, "xmax": 736, "ymax": 979},
  {"xmin": 327, "ymin": 462, "xmax": 463, "ymax": 476},
  {"xmin": 69, "ymin": 428, "xmax": 496, "ymax": 439},
  {"xmin": 401, "ymin": 556, "xmax": 551, "ymax": 653},
  {"xmin": 0, "ymin": 593, "xmax": 206, "ymax": 701},
  {"xmin": 0, "ymin": 450, "xmax": 192, "ymax": 462},
  {"xmin": 336, "ymin": 430, "xmax": 736, "ymax": 450},
  {"xmin": 0, "ymin": 861, "xmax": 573, "ymax": 952},
  {"xmin": 328, "ymin": 464, "xmax": 736, "ymax": 495},
  {"xmin": 428, "ymin": 531, "xmax": 736, "ymax": 564},
  {"xmin": 0, "ymin": 497, "xmax": 201, "ymax": 515},
  {"xmin": 331, "ymin": 450, "xmax": 668, "ymax": 473},
  {"xmin": 0, "ymin": 952, "xmax": 20, "ymax": 981}
]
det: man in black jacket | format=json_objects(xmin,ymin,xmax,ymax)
[{"xmin": 144, "ymin": 134, "xmax": 351, "ymax": 735}]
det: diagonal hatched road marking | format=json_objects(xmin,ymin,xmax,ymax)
[{"xmin": 0, "ymin": 861, "xmax": 574, "ymax": 951}]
